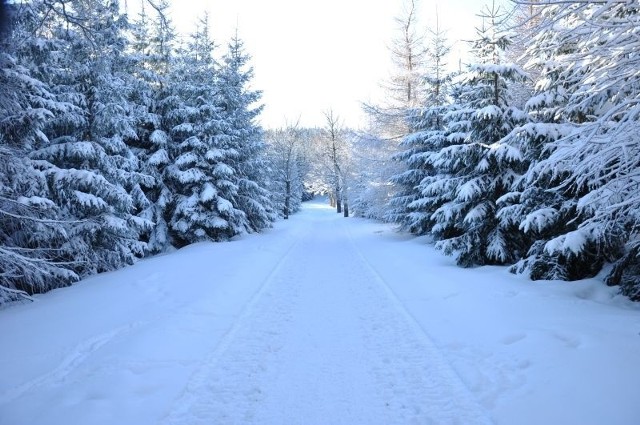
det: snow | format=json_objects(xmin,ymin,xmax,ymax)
[
  {"xmin": 16, "ymin": 195, "xmax": 56, "ymax": 209},
  {"xmin": 216, "ymin": 197, "xmax": 233, "ymax": 213},
  {"xmin": 73, "ymin": 190, "xmax": 108, "ymax": 210},
  {"xmin": 520, "ymin": 207, "xmax": 559, "ymax": 233},
  {"xmin": 545, "ymin": 229, "xmax": 590, "ymax": 255},
  {"xmin": 1, "ymin": 199, "xmax": 639, "ymax": 425},
  {"xmin": 456, "ymin": 178, "xmax": 482, "ymax": 202},
  {"xmin": 148, "ymin": 149, "xmax": 169, "ymax": 166},
  {"xmin": 199, "ymin": 182, "xmax": 217, "ymax": 203}
]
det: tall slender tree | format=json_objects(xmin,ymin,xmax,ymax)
[
  {"xmin": 126, "ymin": 0, "xmax": 176, "ymax": 254},
  {"xmin": 217, "ymin": 33, "xmax": 275, "ymax": 232},
  {"xmin": 388, "ymin": 13, "xmax": 453, "ymax": 231},
  {"xmin": 357, "ymin": 0, "xmax": 428, "ymax": 220},
  {"xmin": 430, "ymin": 3, "xmax": 528, "ymax": 266}
]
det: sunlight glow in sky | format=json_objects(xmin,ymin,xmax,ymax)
[{"xmin": 140, "ymin": 0, "xmax": 507, "ymax": 129}]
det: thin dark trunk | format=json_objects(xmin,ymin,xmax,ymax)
[
  {"xmin": 343, "ymin": 200, "xmax": 349, "ymax": 217},
  {"xmin": 284, "ymin": 180, "xmax": 290, "ymax": 219}
]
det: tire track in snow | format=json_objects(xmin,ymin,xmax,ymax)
[
  {"xmin": 162, "ymin": 212, "xmax": 496, "ymax": 424},
  {"xmin": 160, "ymin": 222, "xmax": 311, "ymax": 424},
  {"xmin": 342, "ymin": 219, "xmax": 496, "ymax": 424}
]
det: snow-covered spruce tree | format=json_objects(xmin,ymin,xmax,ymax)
[
  {"xmin": 164, "ymin": 16, "xmax": 247, "ymax": 245},
  {"xmin": 389, "ymin": 15, "xmax": 453, "ymax": 234},
  {"xmin": 497, "ymin": 2, "xmax": 595, "ymax": 282},
  {"xmin": 29, "ymin": 0, "xmax": 149, "ymax": 276},
  {"xmin": 126, "ymin": 0, "xmax": 176, "ymax": 254},
  {"xmin": 430, "ymin": 4, "xmax": 528, "ymax": 267},
  {"xmin": 265, "ymin": 125, "xmax": 305, "ymax": 219},
  {"xmin": 510, "ymin": 1, "xmax": 640, "ymax": 299},
  {"xmin": 0, "ymin": 10, "xmax": 78, "ymax": 303},
  {"xmin": 216, "ymin": 34, "xmax": 275, "ymax": 231}
]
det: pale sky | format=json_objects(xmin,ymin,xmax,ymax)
[{"xmin": 154, "ymin": 0, "xmax": 507, "ymax": 129}]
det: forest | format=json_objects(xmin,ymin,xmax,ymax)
[{"xmin": 1, "ymin": 0, "xmax": 639, "ymax": 304}]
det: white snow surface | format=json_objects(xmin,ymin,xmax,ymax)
[{"xmin": 1, "ymin": 199, "xmax": 639, "ymax": 425}]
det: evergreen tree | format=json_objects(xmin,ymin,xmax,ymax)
[
  {"xmin": 217, "ymin": 34, "xmax": 275, "ymax": 231},
  {"xmin": 0, "ymin": 24, "xmax": 77, "ymax": 302},
  {"xmin": 165, "ymin": 16, "xmax": 247, "ymax": 245},
  {"xmin": 508, "ymin": 1, "xmax": 640, "ymax": 299},
  {"xmin": 498, "ymin": 2, "xmax": 593, "ymax": 281},
  {"xmin": 388, "ymin": 16, "xmax": 452, "ymax": 233},
  {"xmin": 29, "ymin": 0, "xmax": 149, "ymax": 276},
  {"xmin": 126, "ymin": 0, "xmax": 175, "ymax": 254},
  {"xmin": 430, "ymin": 4, "xmax": 528, "ymax": 266}
]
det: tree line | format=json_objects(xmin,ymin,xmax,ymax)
[
  {"xmin": 350, "ymin": 0, "xmax": 640, "ymax": 301},
  {"xmin": 0, "ymin": 0, "xmax": 279, "ymax": 304},
  {"xmin": 3, "ymin": 0, "xmax": 640, "ymax": 303},
  {"xmin": 0, "ymin": 0, "xmax": 361, "ymax": 305}
]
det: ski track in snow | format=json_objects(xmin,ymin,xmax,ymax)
[
  {"xmin": 0, "ymin": 320, "xmax": 148, "ymax": 405},
  {"xmin": 161, "ymin": 212, "xmax": 494, "ymax": 425}
]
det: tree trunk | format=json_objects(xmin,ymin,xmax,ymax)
[
  {"xmin": 284, "ymin": 180, "xmax": 290, "ymax": 219},
  {"xmin": 336, "ymin": 185, "xmax": 342, "ymax": 213},
  {"xmin": 343, "ymin": 200, "xmax": 349, "ymax": 217}
]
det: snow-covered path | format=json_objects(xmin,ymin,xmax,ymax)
[
  {"xmin": 2, "ymin": 199, "xmax": 640, "ymax": 425},
  {"xmin": 162, "ymin": 207, "xmax": 492, "ymax": 425}
]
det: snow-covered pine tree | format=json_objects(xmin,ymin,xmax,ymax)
[
  {"xmin": 510, "ymin": 1, "xmax": 640, "ymax": 299},
  {"xmin": 216, "ymin": 34, "xmax": 275, "ymax": 231},
  {"xmin": 126, "ymin": 0, "xmax": 175, "ymax": 254},
  {"xmin": 389, "ymin": 15, "xmax": 452, "ymax": 234},
  {"xmin": 497, "ymin": 2, "xmax": 594, "ymax": 282},
  {"xmin": 165, "ymin": 16, "xmax": 247, "ymax": 245},
  {"xmin": 29, "ymin": 0, "xmax": 149, "ymax": 276},
  {"xmin": 0, "ymin": 11, "xmax": 79, "ymax": 303},
  {"xmin": 430, "ymin": 4, "xmax": 528, "ymax": 267}
]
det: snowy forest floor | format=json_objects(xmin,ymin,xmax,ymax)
[{"xmin": 1, "ymin": 199, "xmax": 640, "ymax": 425}]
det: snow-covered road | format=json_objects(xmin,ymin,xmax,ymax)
[
  {"xmin": 2, "ymin": 199, "xmax": 639, "ymax": 425},
  {"xmin": 162, "ymin": 205, "xmax": 492, "ymax": 425}
]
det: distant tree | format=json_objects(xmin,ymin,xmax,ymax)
[
  {"xmin": 265, "ymin": 123, "xmax": 306, "ymax": 219},
  {"xmin": 367, "ymin": 0, "xmax": 427, "ymax": 136},
  {"xmin": 322, "ymin": 110, "xmax": 352, "ymax": 216}
]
